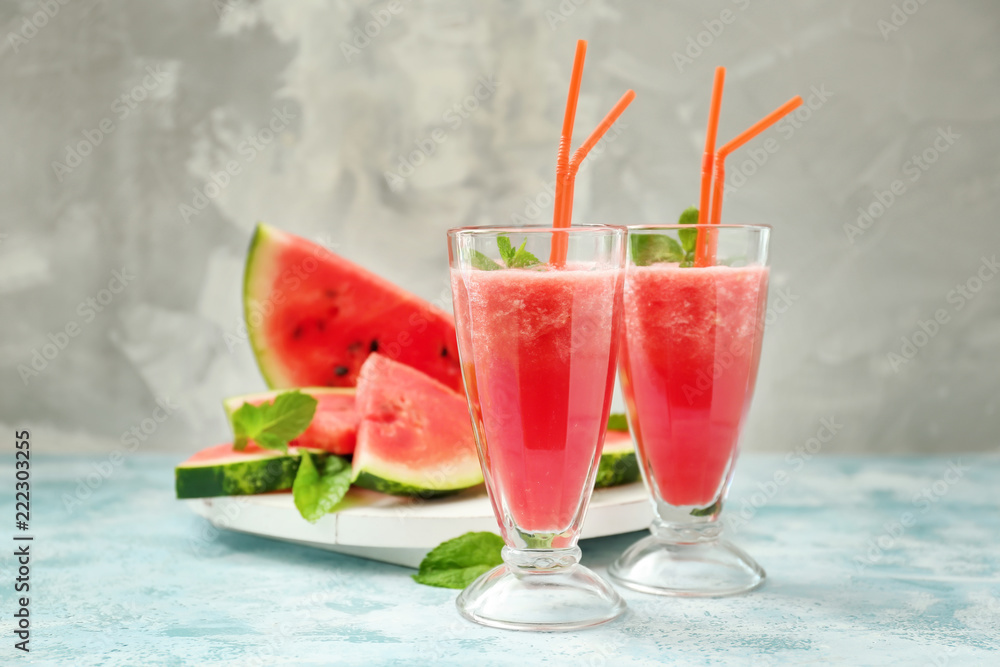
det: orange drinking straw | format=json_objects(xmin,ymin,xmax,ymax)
[
  {"xmin": 698, "ymin": 67, "xmax": 726, "ymax": 226},
  {"xmin": 549, "ymin": 42, "xmax": 636, "ymax": 266},
  {"xmin": 550, "ymin": 40, "xmax": 588, "ymax": 265},
  {"xmin": 694, "ymin": 95, "xmax": 804, "ymax": 266}
]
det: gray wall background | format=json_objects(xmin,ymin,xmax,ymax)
[{"xmin": 2, "ymin": 0, "xmax": 998, "ymax": 455}]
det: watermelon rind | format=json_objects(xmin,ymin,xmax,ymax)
[
  {"xmin": 595, "ymin": 429, "xmax": 640, "ymax": 489},
  {"xmin": 175, "ymin": 446, "xmax": 326, "ymax": 499},
  {"xmin": 243, "ymin": 223, "xmax": 290, "ymax": 388},
  {"xmin": 352, "ymin": 471, "xmax": 470, "ymax": 499}
]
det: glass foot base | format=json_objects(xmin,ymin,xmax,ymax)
[
  {"xmin": 609, "ymin": 534, "xmax": 765, "ymax": 597},
  {"xmin": 457, "ymin": 550, "xmax": 626, "ymax": 631}
]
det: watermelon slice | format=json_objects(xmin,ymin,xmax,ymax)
[
  {"xmin": 352, "ymin": 353, "xmax": 482, "ymax": 497},
  {"xmin": 243, "ymin": 223, "xmax": 462, "ymax": 392},
  {"xmin": 595, "ymin": 427, "xmax": 640, "ymax": 489},
  {"xmin": 223, "ymin": 387, "xmax": 359, "ymax": 455},
  {"xmin": 175, "ymin": 443, "xmax": 325, "ymax": 499}
]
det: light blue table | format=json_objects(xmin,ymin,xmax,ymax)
[{"xmin": 5, "ymin": 455, "xmax": 998, "ymax": 665}]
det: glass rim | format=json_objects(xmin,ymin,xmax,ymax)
[
  {"xmin": 625, "ymin": 223, "xmax": 771, "ymax": 232},
  {"xmin": 447, "ymin": 223, "xmax": 626, "ymax": 238}
]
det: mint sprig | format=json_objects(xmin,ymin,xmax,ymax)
[
  {"xmin": 231, "ymin": 390, "xmax": 318, "ymax": 452},
  {"xmin": 470, "ymin": 235, "xmax": 541, "ymax": 271},
  {"xmin": 293, "ymin": 451, "xmax": 352, "ymax": 522},
  {"xmin": 413, "ymin": 532, "xmax": 504, "ymax": 589},
  {"xmin": 631, "ymin": 207, "xmax": 700, "ymax": 267}
]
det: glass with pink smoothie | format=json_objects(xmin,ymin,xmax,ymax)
[
  {"xmin": 610, "ymin": 223, "xmax": 772, "ymax": 597},
  {"xmin": 448, "ymin": 224, "xmax": 626, "ymax": 631}
]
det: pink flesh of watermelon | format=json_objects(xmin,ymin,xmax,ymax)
[
  {"xmin": 238, "ymin": 391, "xmax": 358, "ymax": 455},
  {"xmin": 183, "ymin": 442, "xmax": 301, "ymax": 464},
  {"xmin": 352, "ymin": 354, "xmax": 482, "ymax": 494},
  {"xmin": 245, "ymin": 224, "xmax": 462, "ymax": 392}
]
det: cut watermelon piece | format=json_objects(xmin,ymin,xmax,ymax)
[
  {"xmin": 352, "ymin": 353, "xmax": 482, "ymax": 497},
  {"xmin": 223, "ymin": 387, "xmax": 359, "ymax": 455},
  {"xmin": 595, "ymin": 428, "xmax": 640, "ymax": 489},
  {"xmin": 243, "ymin": 224, "xmax": 462, "ymax": 392},
  {"xmin": 175, "ymin": 443, "xmax": 326, "ymax": 499}
]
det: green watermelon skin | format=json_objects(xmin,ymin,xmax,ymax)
[
  {"xmin": 175, "ymin": 443, "xmax": 326, "ymax": 499},
  {"xmin": 243, "ymin": 224, "xmax": 462, "ymax": 392},
  {"xmin": 352, "ymin": 353, "xmax": 483, "ymax": 497},
  {"xmin": 594, "ymin": 429, "xmax": 640, "ymax": 489},
  {"xmin": 351, "ymin": 472, "xmax": 461, "ymax": 499}
]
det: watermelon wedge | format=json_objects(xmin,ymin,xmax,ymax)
[
  {"xmin": 223, "ymin": 387, "xmax": 359, "ymax": 455},
  {"xmin": 595, "ymin": 429, "xmax": 640, "ymax": 489},
  {"xmin": 352, "ymin": 353, "xmax": 482, "ymax": 497},
  {"xmin": 243, "ymin": 224, "xmax": 462, "ymax": 392},
  {"xmin": 175, "ymin": 443, "xmax": 326, "ymax": 499}
]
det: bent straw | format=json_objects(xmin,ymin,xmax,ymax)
[
  {"xmin": 549, "ymin": 40, "xmax": 588, "ymax": 265},
  {"xmin": 549, "ymin": 89, "xmax": 636, "ymax": 265},
  {"xmin": 694, "ymin": 95, "xmax": 803, "ymax": 266},
  {"xmin": 699, "ymin": 67, "xmax": 726, "ymax": 226}
]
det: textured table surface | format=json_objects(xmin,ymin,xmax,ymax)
[{"xmin": 3, "ymin": 454, "xmax": 998, "ymax": 666}]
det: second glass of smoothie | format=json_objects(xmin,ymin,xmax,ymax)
[
  {"xmin": 610, "ymin": 224, "xmax": 771, "ymax": 597},
  {"xmin": 448, "ymin": 224, "xmax": 626, "ymax": 631}
]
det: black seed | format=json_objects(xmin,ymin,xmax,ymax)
[
  {"xmin": 334, "ymin": 365, "xmax": 349, "ymax": 377},
  {"xmin": 370, "ymin": 340, "xmax": 379, "ymax": 352},
  {"xmin": 441, "ymin": 347, "xmax": 449, "ymax": 357}
]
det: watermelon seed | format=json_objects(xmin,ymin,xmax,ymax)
[
  {"xmin": 440, "ymin": 346, "xmax": 449, "ymax": 357},
  {"xmin": 370, "ymin": 340, "xmax": 379, "ymax": 352},
  {"xmin": 334, "ymin": 365, "xmax": 349, "ymax": 377},
  {"xmin": 292, "ymin": 325, "xmax": 304, "ymax": 339}
]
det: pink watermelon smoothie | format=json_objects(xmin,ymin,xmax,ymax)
[
  {"xmin": 451, "ymin": 266, "xmax": 623, "ymax": 538},
  {"xmin": 620, "ymin": 264, "xmax": 769, "ymax": 508}
]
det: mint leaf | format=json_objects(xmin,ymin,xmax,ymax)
[
  {"xmin": 630, "ymin": 234, "xmax": 684, "ymax": 266},
  {"xmin": 497, "ymin": 236, "xmax": 516, "ymax": 266},
  {"xmin": 293, "ymin": 451, "xmax": 352, "ymax": 522},
  {"xmin": 678, "ymin": 206, "xmax": 699, "ymax": 226},
  {"xmin": 690, "ymin": 499, "xmax": 722, "ymax": 517},
  {"xmin": 412, "ymin": 532, "xmax": 504, "ymax": 589},
  {"xmin": 607, "ymin": 413, "xmax": 629, "ymax": 432},
  {"xmin": 231, "ymin": 390, "xmax": 318, "ymax": 452},
  {"xmin": 470, "ymin": 250, "xmax": 501, "ymax": 271},
  {"xmin": 678, "ymin": 206, "xmax": 699, "ymax": 258},
  {"xmin": 508, "ymin": 239, "xmax": 541, "ymax": 268}
]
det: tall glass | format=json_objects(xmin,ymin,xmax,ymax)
[
  {"xmin": 610, "ymin": 224, "xmax": 770, "ymax": 596},
  {"xmin": 448, "ymin": 225, "xmax": 627, "ymax": 630}
]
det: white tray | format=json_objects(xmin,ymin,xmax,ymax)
[{"xmin": 187, "ymin": 484, "xmax": 653, "ymax": 568}]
